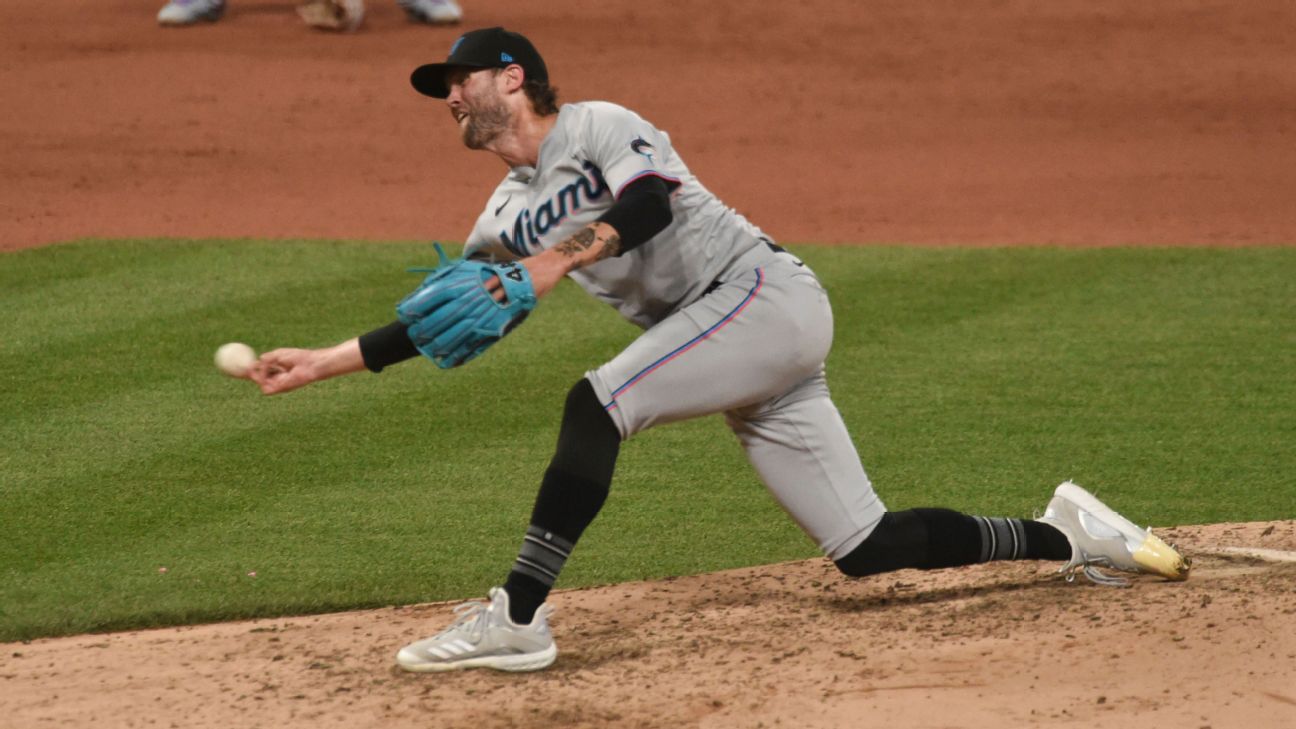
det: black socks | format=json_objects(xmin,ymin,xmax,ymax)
[
  {"xmin": 504, "ymin": 379, "xmax": 620, "ymax": 624},
  {"xmin": 504, "ymin": 469, "xmax": 608, "ymax": 623},
  {"xmin": 834, "ymin": 508, "xmax": 1072, "ymax": 578}
]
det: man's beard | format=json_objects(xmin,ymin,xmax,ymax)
[{"xmin": 462, "ymin": 96, "xmax": 511, "ymax": 150}]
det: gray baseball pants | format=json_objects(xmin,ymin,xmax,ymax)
[{"xmin": 586, "ymin": 244, "xmax": 887, "ymax": 559}]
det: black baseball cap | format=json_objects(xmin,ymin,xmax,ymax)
[{"xmin": 410, "ymin": 27, "xmax": 548, "ymax": 99}]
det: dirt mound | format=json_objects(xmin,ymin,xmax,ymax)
[{"xmin": 5, "ymin": 521, "xmax": 1294, "ymax": 728}]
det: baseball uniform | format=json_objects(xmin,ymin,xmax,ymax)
[{"xmin": 464, "ymin": 101, "xmax": 886, "ymax": 559}]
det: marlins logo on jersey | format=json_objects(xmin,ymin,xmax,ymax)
[{"xmin": 630, "ymin": 137, "xmax": 654, "ymax": 162}]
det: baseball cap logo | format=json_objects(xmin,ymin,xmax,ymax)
[{"xmin": 501, "ymin": 52, "xmax": 514, "ymax": 63}]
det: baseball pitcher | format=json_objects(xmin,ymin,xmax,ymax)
[{"xmin": 248, "ymin": 27, "xmax": 1188, "ymax": 673}]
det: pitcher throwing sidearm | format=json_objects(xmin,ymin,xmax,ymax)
[{"xmin": 249, "ymin": 27, "xmax": 1189, "ymax": 673}]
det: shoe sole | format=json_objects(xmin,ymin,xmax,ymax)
[{"xmin": 396, "ymin": 643, "xmax": 557, "ymax": 673}]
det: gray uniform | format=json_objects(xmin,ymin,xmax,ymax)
[{"xmin": 466, "ymin": 101, "xmax": 885, "ymax": 559}]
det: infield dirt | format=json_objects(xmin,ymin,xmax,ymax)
[
  {"xmin": 3, "ymin": 1, "xmax": 1295, "ymax": 727},
  {"xmin": 4, "ymin": 0, "xmax": 1296, "ymax": 250},
  {"xmin": 5, "ymin": 522, "xmax": 1296, "ymax": 728}
]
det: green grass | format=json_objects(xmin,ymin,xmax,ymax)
[{"xmin": 2, "ymin": 240, "xmax": 1294, "ymax": 641}]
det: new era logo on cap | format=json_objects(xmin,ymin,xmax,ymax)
[{"xmin": 501, "ymin": 52, "xmax": 514, "ymax": 62}]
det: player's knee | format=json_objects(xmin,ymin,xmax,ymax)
[
  {"xmin": 832, "ymin": 512, "xmax": 925, "ymax": 577},
  {"xmin": 564, "ymin": 378, "xmax": 602, "ymax": 419},
  {"xmin": 562, "ymin": 378, "xmax": 619, "ymax": 444},
  {"xmin": 549, "ymin": 379, "xmax": 621, "ymax": 485}
]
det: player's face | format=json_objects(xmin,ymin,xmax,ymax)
[{"xmin": 446, "ymin": 68, "xmax": 511, "ymax": 150}]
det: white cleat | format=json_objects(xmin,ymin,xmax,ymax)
[
  {"xmin": 396, "ymin": 587, "xmax": 557, "ymax": 672},
  {"xmin": 397, "ymin": 0, "xmax": 462, "ymax": 25},
  {"xmin": 157, "ymin": 0, "xmax": 226, "ymax": 26},
  {"xmin": 1039, "ymin": 481, "xmax": 1190, "ymax": 586}
]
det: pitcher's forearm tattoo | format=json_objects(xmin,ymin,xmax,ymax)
[
  {"xmin": 555, "ymin": 227, "xmax": 597, "ymax": 257},
  {"xmin": 595, "ymin": 232, "xmax": 622, "ymax": 260},
  {"xmin": 555, "ymin": 226, "xmax": 622, "ymax": 263}
]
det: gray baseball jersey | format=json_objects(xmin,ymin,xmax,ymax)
[
  {"xmin": 466, "ymin": 101, "xmax": 886, "ymax": 559},
  {"xmin": 464, "ymin": 101, "xmax": 768, "ymax": 329}
]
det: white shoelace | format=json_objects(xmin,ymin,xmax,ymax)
[
  {"xmin": 1061, "ymin": 562, "xmax": 1132, "ymax": 587},
  {"xmin": 435, "ymin": 600, "xmax": 490, "ymax": 644}
]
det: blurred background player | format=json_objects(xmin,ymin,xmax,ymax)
[{"xmin": 156, "ymin": 0, "xmax": 463, "ymax": 26}]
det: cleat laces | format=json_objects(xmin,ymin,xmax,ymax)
[
  {"xmin": 437, "ymin": 599, "xmax": 490, "ymax": 644},
  {"xmin": 1061, "ymin": 563, "xmax": 1132, "ymax": 587}
]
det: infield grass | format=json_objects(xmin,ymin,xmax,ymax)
[{"xmin": 2, "ymin": 241, "xmax": 1294, "ymax": 641}]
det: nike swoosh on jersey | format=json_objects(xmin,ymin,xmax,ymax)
[{"xmin": 494, "ymin": 196, "xmax": 512, "ymax": 216}]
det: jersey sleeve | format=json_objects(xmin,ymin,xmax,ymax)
[{"xmin": 579, "ymin": 103, "xmax": 682, "ymax": 200}]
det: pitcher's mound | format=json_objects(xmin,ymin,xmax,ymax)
[{"xmin": 5, "ymin": 521, "xmax": 1295, "ymax": 728}]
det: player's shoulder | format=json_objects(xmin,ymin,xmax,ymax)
[
  {"xmin": 560, "ymin": 100, "xmax": 652, "ymax": 130},
  {"xmin": 565, "ymin": 99, "xmax": 634, "ymax": 115}
]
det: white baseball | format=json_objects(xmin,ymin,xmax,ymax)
[{"xmin": 214, "ymin": 342, "xmax": 257, "ymax": 378}]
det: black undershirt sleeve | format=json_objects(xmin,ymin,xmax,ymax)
[
  {"xmin": 358, "ymin": 320, "xmax": 419, "ymax": 373},
  {"xmin": 595, "ymin": 174, "xmax": 676, "ymax": 254}
]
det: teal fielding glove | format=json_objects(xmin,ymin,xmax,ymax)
[{"xmin": 396, "ymin": 244, "xmax": 537, "ymax": 369}]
